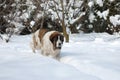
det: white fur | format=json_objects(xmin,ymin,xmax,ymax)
[
  {"xmin": 31, "ymin": 30, "xmax": 41, "ymax": 53},
  {"xmin": 34, "ymin": 30, "xmax": 41, "ymax": 49},
  {"xmin": 41, "ymin": 31, "xmax": 61, "ymax": 59},
  {"xmin": 56, "ymin": 36, "xmax": 62, "ymax": 48}
]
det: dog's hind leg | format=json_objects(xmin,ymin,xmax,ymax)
[
  {"xmin": 30, "ymin": 42, "xmax": 36, "ymax": 53},
  {"xmin": 31, "ymin": 34, "xmax": 37, "ymax": 53}
]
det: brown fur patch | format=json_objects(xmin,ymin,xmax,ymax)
[
  {"xmin": 50, "ymin": 31, "xmax": 61, "ymax": 40},
  {"xmin": 38, "ymin": 29, "xmax": 49, "ymax": 42}
]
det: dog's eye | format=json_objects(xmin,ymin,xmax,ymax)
[{"xmin": 60, "ymin": 36, "xmax": 64, "ymax": 42}]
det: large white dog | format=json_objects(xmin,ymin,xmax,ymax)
[{"xmin": 31, "ymin": 29, "xmax": 64, "ymax": 59}]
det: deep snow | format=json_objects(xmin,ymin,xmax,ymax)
[{"xmin": 0, "ymin": 33, "xmax": 120, "ymax": 80}]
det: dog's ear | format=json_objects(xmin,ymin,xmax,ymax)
[
  {"xmin": 50, "ymin": 32, "xmax": 58, "ymax": 43},
  {"xmin": 50, "ymin": 35, "xmax": 57, "ymax": 44}
]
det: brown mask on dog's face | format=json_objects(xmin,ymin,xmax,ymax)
[{"xmin": 50, "ymin": 33, "xmax": 64, "ymax": 50}]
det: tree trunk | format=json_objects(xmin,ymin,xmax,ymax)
[
  {"xmin": 60, "ymin": 0, "xmax": 69, "ymax": 42},
  {"xmin": 69, "ymin": 25, "xmax": 79, "ymax": 33},
  {"xmin": 62, "ymin": 22, "xmax": 69, "ymax": 42}
]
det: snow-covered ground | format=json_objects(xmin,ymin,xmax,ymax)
[{"xmin": 0, "ymin": 33, "xmax": 120, "ymax": 80}]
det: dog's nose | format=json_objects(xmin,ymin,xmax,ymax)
[
  {"xmin": 58, "ymin": 43, "xmax": 61, "ymax": 46},
  {"xmin": 5, "ymin": 39, "xmax": 9, "ymax": 43}
]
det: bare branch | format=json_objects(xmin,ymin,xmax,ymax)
[
  {"xmin": 52, "ymin": 0, "xmax": 62, "ymax": 23},
  {"xmin": 0, "ymin": 0, "xmax": 6, "ymax": 7}
]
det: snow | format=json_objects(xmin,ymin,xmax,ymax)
[
  {"xmin": 74, "ymin": 1, "xmax": 83, "ymax": 8},
  {"xmin": 97, "ymin": 9, "xmax": 109, "ymax": 20},
  {"xmin": 109, "ymin": 0, "xmax": 115, "ymax": 2},
  {"xmin": 20, "ymin": 13, "xmax": 29, "ymax": 19},
  {"xmin": 89, "ymin": 13, "xmax": 95, "ymax": 23},
  {"xmin": 95, "ymin": 0, "xmax": 103, "ymax": 7},
  {"xmin": 0, "ymin": 33, "xmax": 120, "ymax": 80},
  {"xmin": 88, "ymin": 1, "xmax": 94, "ymax": 8},
  {"xmin": 110, "ymin": 15, "xmax": 120, "ymax": 27},
  {"xmin": 30, "ymin": 21, "xmax": 35, "ymax": 27}
]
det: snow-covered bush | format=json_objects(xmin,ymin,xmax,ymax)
[
  {"xmin": 87, "ymin": 0, "xmax": 120, "ymax": 34},
  {"xmin": 0, "ymin": 0, "xmax": 120, "ymax": 37}
]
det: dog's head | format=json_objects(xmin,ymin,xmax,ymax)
[{"xmin": 50, "ymin": 32, "xmax": 64, "ymax": 50}]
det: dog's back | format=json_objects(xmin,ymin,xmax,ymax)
[
  {"xmin": 38, "ymin": 29, "xmax": 49, "ymax": 42},
  {"xmin": 31, "ymin": 29, "xmax": 49, "ymax": 53}
]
